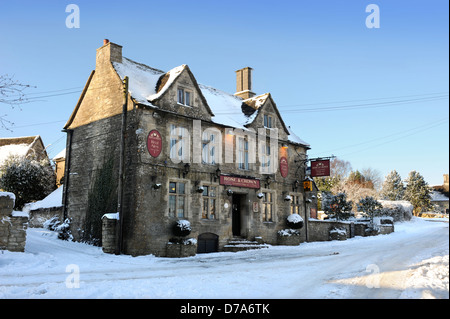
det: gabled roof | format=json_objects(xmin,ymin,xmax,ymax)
[
  {"xmin": 68, "ymin": 51, "xmax": 309, "ymax": 146},
  {"xmin": 0, "ymin": 136, "xmax": 47, "ymax": 164}
]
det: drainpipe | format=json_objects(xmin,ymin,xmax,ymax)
[
  {"xmin": 116, "ymin": 76, "xmax": 128, "ymax": 255},
  {"xmin": 61, "ymin": 129, "xmax": 73, "ymax": 221}
]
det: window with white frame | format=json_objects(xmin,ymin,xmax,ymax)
[
  {"xmin": 262, "ymin": 192, "xmax": 273, "ymax": 222},
  {"xmin": 202, "ymin": 185, "xmax": 216, "ymax": 219},
  {"xmin": 177, "ymin": 88, "xmax": 192, "ymax": 106},
  {"xmin": 238, "ymin": 137, "xmax": 249, "ymax": 170},
  {"xmin": 169, "ymin": 181, "xmax": 186, "ymax": 218},
  {"xmin": 170, "ymin": 124, "xmax": 189, "ymax": 162}
]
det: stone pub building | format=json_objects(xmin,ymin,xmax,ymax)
[{"xmin": 62, "ymin": 40, "xmax": 314, "ymax": 256}]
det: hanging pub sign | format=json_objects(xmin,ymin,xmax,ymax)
[
  {"xmin": 279, "ymin": 157, "xmax": 288, "ymax": 178},
  {"xmin": 147, "ymin": 129, "xmax": 162, "ymax": 158},
  {"xmin": 311, "ymin": 159, "xmax": 331, "ymax": 177}
]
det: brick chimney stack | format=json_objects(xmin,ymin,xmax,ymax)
[{"xmin": 234, "ymin": 67, "xmax": 255, "ymax": 100}]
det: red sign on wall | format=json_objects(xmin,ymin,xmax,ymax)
[
  {"xmin": 219, "ymin": 175, "xmax": 260, "ymax": 189},
  {"xmin": 311, "ymin": 159, "xmax": 331, "ymax": 177},
  {"xmin": 147, "ymin": 130, "xmax": 162, "ymax": 158},
  {"xmin": 279, "ymin": 157, "xmax": 288, "ymax": 178}
]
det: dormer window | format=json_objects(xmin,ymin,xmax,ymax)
[
  {"xmin": 177, "ymin": 88, "xmax": 192, "ymax": 106},
  {"xmin": 264, "ymin": 115, "xmax": 273, "ymax": 128}
]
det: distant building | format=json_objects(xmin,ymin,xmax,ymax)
[
  {"xmin": 63, "ymin": 40, "xmax": 315, "ymax": 257},
  {"xmin": 0, "ymin": 136, "xmax": 49, "ymax": 165},
  {"xmin": 431, "ymin": 174, "xmax": 449, "ymax": 214},
  {"xmin": 53, "ymin": 148, "xmax": 66, "ymax": 187}
]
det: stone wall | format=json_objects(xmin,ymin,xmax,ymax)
[
  {"xmin": 101, "ymin": 215, "xmax": 117, "ymax": 254},
  {"xmin": 0, "ymin": 192, "xmax": 28, "ymax": 252}
]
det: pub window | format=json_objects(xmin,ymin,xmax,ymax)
[
  {"xmin": 260, "ymin": 140, "xmax": 271, "ymax": 173},
  {"xmin": 238, "ymin": 137, "xmax": 249, "ymax": 170},
  {"xmin": 202, "ymin": 185, "xmax": 216, "ymax": 219},
  {"xmin": 169, "ymin": 181, "xmax": 186, "ymax": 218},
  {"xmin": 202, "ymin": 130, "xmax": 218, "ymax": 165},
  {"xmin": 170, "ymin": 124, "xmax": 189, "ymax": 162},
  {"xmin": 264, "ymin": 115, "xmax": 273, "ymax": 128},
  {"xmin": 177, "ymin": 88, "xmax": 192, "ymax": 106},
  {"xmin": 290, "ymin": 194, "xmax": 302, "ymax": 215},
  {"xmin": 262, "ymin": 192, "xmax": 273, "ymax": 222}
]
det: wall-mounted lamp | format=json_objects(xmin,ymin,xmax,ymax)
[
  {"xmin": 195, "ymin": 181, "xmax": 204, "ymax": 193},
  {"xmin": 257, "ymin": 192, "xmax": 264, "ymax": 199},
  {"xmin": 284, "ymin": 194, "xmax": 292, "ymax": 202},
  {"xmin": 281, "ymin": 143, "xmax": 288, "ymax": 149},
  {"xmin": 183, "ymin": 163, "xmax": 190, "ymax": 177},
  {"xmin": 226, "ymin": 189, "xmax": 233, "ymax": 196},
  {"xmin": 215, "ymin": 167, "xmax": 221, "ymax": 178},
  {"xmin": 152, "ymin": 183, "xmax": 162, "ymax": 190}
]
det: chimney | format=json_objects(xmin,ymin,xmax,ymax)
[
  {"xmin": 234, "ymin": 67, "xmax": 255, "ymax": 100},
  {"xmin": 96, "ymin": 39, "xmax": 122, "ymax": 69}
]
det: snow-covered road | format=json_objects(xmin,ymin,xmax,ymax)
[{"xmin": 0, "ymin": 217, "xmax": 448, "ymax": 299}]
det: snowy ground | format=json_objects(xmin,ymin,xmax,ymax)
[{"xmin": 0, "ymin": 217, "xmax": 448, "ymax": 299}]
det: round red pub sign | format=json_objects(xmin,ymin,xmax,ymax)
[
  {"xmin": 280, "ymin": 156, "xmax": 288, "ymax": 178},
  {"xmin": 147, "ymin": 129, "xmax": 162, "ymax": 158}
]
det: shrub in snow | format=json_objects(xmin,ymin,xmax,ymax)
[
  {"xmin": 322, "ymin": 192, "xmax": 353, "ymax": 221},
  {"xmin": 277, "ymin": 229, "xmax": 300, "ymax": 237},
  {"xmin": 0, "ymin": 155, "xmax": 56, "ymax": 209},
  {"xmin": 357, "ymin": 196, "xmax": 383, "ymax": 224},
  {"xmin": 44, "ymin": 216, "xmax": 72, "ymax": 241},
  {"xmin": 379, "ymin": 200, "xmax": 413, "ymax": 222},
  {"xmin": 172, "ymin": 220, "xmax": 191, "ymax": 237},
  {"xmin": 329, "ymin": 227, "xmax": 347, "ymax": 241},
  {"xmin": 286, "ymin": 213, "xmax": 304, "ymax": 229}
]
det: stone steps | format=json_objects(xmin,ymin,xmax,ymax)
[{"xmin": 222, "ymin": 237, "xmax": 269, "ymax": 252}]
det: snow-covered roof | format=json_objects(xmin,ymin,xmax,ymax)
[
  {"xmin": 53, "ymin": 148, "xmax": 66, "ymax": 160},
  {"xmin": 23, "ymin": 186, "xmax": 63, "ymax": 212},
  {"xmin": 0, "ymin": 136, "xmax": 42, "ymax": 165},
  {"xmin": 431, "ymin": 190, "xmax": 449, "ymax": 202},
  {"xmin": 287, "ymin": 126, "xmax": 310, "ymax": 147},
  {"xmin": 111, "ymin": 56, "xmax": 309, "ymax": 144}
]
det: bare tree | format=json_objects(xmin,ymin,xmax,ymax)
[{"xmin": 0, "ymin": 74, "xmax": 34, "ymax": 130}]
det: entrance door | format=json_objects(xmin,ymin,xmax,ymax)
[{"xmin": 232, "ymin": 194, "xmax": 242, "ymax": 236}]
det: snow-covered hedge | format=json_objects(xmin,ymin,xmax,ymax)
[{"xmin": 379, "ymin": 200, "xmax": 413, "ymax": 222}]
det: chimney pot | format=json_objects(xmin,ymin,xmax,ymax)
[{"xmin": 104, "ymin": 39, "xmax": 110, "ymax": 45}]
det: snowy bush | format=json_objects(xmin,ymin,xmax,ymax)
[
  {"xmin": 357, "ymin": 196, "xmax": 383, "ymax": 223},
  {"xmin": 172, "ymin": 220, "xmax": 191, "ymax": 237},
  {"xmin": 286, "ymin": 214, "xmax": 304, "ymax": 229},
  {"xmin": 322, "ymin": 192, "xmax": 353, "ymax": 221},
  {"xmin": 379, "ymin": 200, "xmax": 413, "ymax": 222},
  {"xmin": 43, "ymin": 216, "xmax": 72, "ymax": 241},
  {"xmin": 277, "ymin": 229, "xmax": 300, "ymax": 237},
  {"xmin": 0, "ymin": 155, "xmax": 56, "ymax": 209}
]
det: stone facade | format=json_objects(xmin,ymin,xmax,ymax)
[
  {"xmin": 63, "ymin": 41, "xmax": 315, "ymax": 257},
  {"xmin": 0, "ymin": 193, "xmax": 28, "ymax": 252}
]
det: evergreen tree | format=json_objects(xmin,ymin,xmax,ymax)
[
  {"xmin": 404, "ymin": 171, "xmax": 432, "ymax": 215},
  {"xmin": 0, "ymin": 155, "xmax": 56, "ymax": 209},
  {"xmin": 380, "ymin": 170, "xmax": 404, "ymax": 200},
  {"xmin": 357, "ymin": 196, "xmax": 383, "ymax": 223},
  {"xmin": 322, "ymin": 192, "xmax": 353, "ymax": 220}
]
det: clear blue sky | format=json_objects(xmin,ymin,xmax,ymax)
[{"xmin": 0, "ymin": 0, "xmax": 448, "ymax": 186}]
